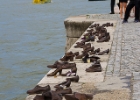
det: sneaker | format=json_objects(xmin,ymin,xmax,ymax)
[
  {"xmin": 134, "ymin": 20, "xmax": 139, "ymax": 23},
  {"xmin": 122, "ymin": 20, "xmax": 128, "ymax": 24}
]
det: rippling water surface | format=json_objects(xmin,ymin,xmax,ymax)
[{"xmin": 0, "ymin": 0, "xmax": 110, "ymax": 99}]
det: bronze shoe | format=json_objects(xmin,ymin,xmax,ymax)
[
  {"xmin": 64, "ymin": 92, "xmax": 93, "ymax": 100},
  {"xmin": 66, "ymin": 75, "xmax": 79, "ymax": 82},
  {"xmin": 56, "ymin": 88, "xmax": 72, "ymax": 96},
  {"xmin": 98, "ymin": 49, "xmax": 109, "ymax": 55},
  {"xmin": 61, "ymin": 63, "xmax": 76, "ymax": 69},
  {"xmin": 54, "ymin": 79, "xmax": 71, "ymax": 88},
  {"xmin": 47, "ymin": 67, "xmax": 62, "ymax": 76},
  {"xmin": 27, "ymin": 85, "xmax": 51, "ymax": 95},
  {"xmin": 33, "ymin": 95, "xmax": 45, "ymax": 100},
  {"xmin": 64, "ymin": 94, "xmax": 78, "ymax": 100},
  {"xmin": 74, "ymin": 92, "xmax": 93, "ymax": 100},
  {"xmin": 47, "ymin": 61, "xmax": 68, "ymax": 68},
  {"xmin": 86, "ymin": 64, "xmax": 102, "ymax": 72}
]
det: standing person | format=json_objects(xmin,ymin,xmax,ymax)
[
  {"xmin": 122, "ymin": 0, "xmax": 140, "ymax": 23},
  {"xmin": 119, "ymin": 0, "xmax": 128, "ymax": 19},
  {"xmin": 110, "ymin": 0, "xmax": 116, "ymax": 14}
]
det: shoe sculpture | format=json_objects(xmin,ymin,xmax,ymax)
[
  {"xmin": 47, "ymin": 66, "xmax": 62, "ymax": 76},
  {"xmin": 98, "ymin": 49, "xmax": 109, "ymax": 55},
  {"xmin": 85, "ymin": 63, "xmax": 102, "ymax": 72},
  {"xmin": 56, "ymin": 87, "xmax": 72, "ymax": 96},
  {"xmin": 54, "ymin": 79, "xmax": 71, "ymax": 88},
  {"xmin": 60, "ymin": 51, "xmax": 75, "ymax": 61},
  {"xmin": 97, "ymin": 32, "xmax": 110, "ymax": 42},
  {"xmin": 47, "ymin": 61, "xmax": 68, "ymax": 68},
  {"xmin": 42, "ymin": 91, "xmax": 62, "ymax": 100},
  {"xmin": 61, "ymin": 65, "xmax": 77, "ymax": 76},
  {"xmin": 82, "ymin": 54, "xmax": 100, "ymax": 63},
  {"xmin": 66, "ymin": 75, "xmax": 79, "ymax": 82},
  {"xmin": 61, "ymin": 63, "xmax": 76, "ymax": 69},
  {"xmin": 27, "ymin": 85, "xmax": 51, "ymax": 95},
  {"xmin": 64, "ymin": 92, "xmax": 93, "ymax": 100}
]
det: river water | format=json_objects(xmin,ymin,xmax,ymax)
[{"xmin": 0, "ymin": 0, "xmax": 110, "ymax": 100}]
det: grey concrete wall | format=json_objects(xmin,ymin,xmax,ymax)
[{"xmin": 64, "ymin": 15, "xmax": 94, "ymax": 51}]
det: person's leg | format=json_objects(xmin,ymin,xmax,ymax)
[
  {"xmin": 120, "ymin": 2, "xmax": 123, "ymax": 18},
  {"xmin": 123, "ymin": 2, "xmax": 127, "ymax": 14},
  {"xmin": 123, "ymin": 1, "xmax": 135, "ymax": 21},
  {"xmin": 120, "ymin": 2, "xmax": 127, "ymax": 19},
  {"xmin": 135, "ymin": 0, "xmax": 140, "ymax": 21},
  {"xmin": 110, "ymin": 0, "xmax": 115, "ymax": 14}
]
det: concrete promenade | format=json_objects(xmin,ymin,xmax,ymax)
[
  {"xmin": 93, "ymin": 14, "xmax": 140, "ymax": 100},
  {"xmin": 26, "ymin": 13, "xmax": 140, "ymax": 100}
]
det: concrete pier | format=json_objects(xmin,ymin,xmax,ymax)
[{"xmin": 26, "ymin": 13, "xmax": 140, "ymax": 100}]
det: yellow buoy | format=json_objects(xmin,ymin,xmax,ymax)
[{"xmin": 33, "ymin": 0, "xmax": 51, "ymax": 4}]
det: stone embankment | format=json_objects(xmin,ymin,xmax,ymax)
[{"xmin": 26, "ymin": 13, "xmax": 140, "ymax": 100}]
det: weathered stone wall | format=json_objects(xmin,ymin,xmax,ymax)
[{"xmin": 64, "ymin": 16, "xmax": 94, "ymax": 52}]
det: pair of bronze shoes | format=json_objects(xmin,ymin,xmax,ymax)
[
  {"xmin": 34, "ymin": 87, "xmax": 72, "ymax": 100},
  {"xmin": 60, "ymin": 51, "xmax": 77, "ymax": 61},
  {"xmin": 47, "ymin": 63, "xmax": 77, "ymax": 76},
  {"xmin": 64, "ymin": 92, "xmax": 93, "ymax": 100},
  {"xmin": 82, "ymin": 54, "xmax": 100, "ymax": 63},
  {"xmin": 97, "ymin": 32, "xmax": 110, "ymax": 42},
  {"xmin": 27, "ymin": 85, "xmax": 51, "ymax": 95},
  {"xmin": 86, "ymin": 61, "xmax": 102, "ymax": 72}
]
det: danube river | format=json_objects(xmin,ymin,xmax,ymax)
[{"xmin": 0, "ymin": 0, "xmax": 110, "ymax": 99}]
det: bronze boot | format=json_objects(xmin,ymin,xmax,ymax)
[{"xmin": 27, "ymin": 85, "xmax": 51, "ymax": 95}]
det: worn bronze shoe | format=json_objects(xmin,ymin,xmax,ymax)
[
  {"xmin": 66, "ymin": 75, "xmax": 79, "ymax": 82},
  {"xmin": 27, "ymin": 85, "xmax": 51, "ymax": 95},
  {"xmin": 61, "ymin": 63, "xmax": 76, "ymax": 69},
  {"xmin": 47, "ymin": 61, "xmax": 68, "ymax": 68},
  {"xmin": 86, "ymin": 64, "xmax": 102, "ymax": 72},
  {"xmin": 54, "ymin": 79, "xmax": 71, "ymax": 88},
  {"xmin": 47, "ymin": 67, "xmax": 62, "ymax": 76},
  {"xmin": 64, "ymin": 92, "xmax": 93, "ymax": 100},
  {"xmin": 60, "ymin": 51, "xmax": 75, "ymax": 61},
  {"xmin": 56, "ymin": 88, "xmax": 72, "ymax": 96},
  {"xmin": 74, "ymin": 42, "xmax": 85, "ymax": 48},
  {"xmin": 98, "ymin": 49, "xmax": 109, "ymax": 55},
  {"xmin": 50, "ymin": 91, "xmax": 63, "ymax": 100},
  {"xmin": 33, "ymin": 95, "xmax": 45, "ymax": 100},
  {"xmin": 74, "ymin": 92, "xmax": 93, "ymax": 100},
  {"xmin": 64, "ymin": 94, "xmax": 78, "ymax": 100}
]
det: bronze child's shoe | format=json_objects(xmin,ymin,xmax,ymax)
[{"xmin": 27, "ymin": 85, "xmax": 51, "ymax": 95}]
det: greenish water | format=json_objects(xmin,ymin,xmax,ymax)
[{"xmin": 0, "ymin": 0, "xmax": 110, "ymax": 99}]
